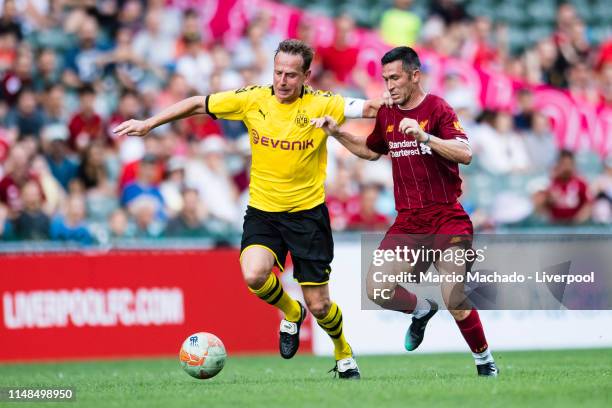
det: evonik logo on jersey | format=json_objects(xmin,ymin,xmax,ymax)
[{"xmin": 250, "ymin": 129, "xmax": 314, "ymax": 151}]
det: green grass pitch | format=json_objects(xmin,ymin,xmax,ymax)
[{"xmin": 1, "ymin": 349, "xmax": 611, "ymax": 408}]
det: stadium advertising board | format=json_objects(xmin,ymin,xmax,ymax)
[{"xmin": 0, "ymin": 250, "xmax": 306, "ymax": 361}]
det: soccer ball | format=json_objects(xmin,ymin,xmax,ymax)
[{"xmin": 179, "ymin": 332, "xmax": 227, "ymax": 379}]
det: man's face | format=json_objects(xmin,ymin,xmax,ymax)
[
  {"xmin": 138, "ymin": 162, "xmax": 157, "ymax": 184},
  {"xmin": 272, "ymin": 52, "xmax": 310, "ymax": 103},
  {"xmin": 557, "ymin": 157, "xmax": 575, "ymax": 179},
  {"xmin": 382, "ymin": 60, "xmax": 419, "ymax": 106}
]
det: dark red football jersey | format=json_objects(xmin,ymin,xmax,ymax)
[{"xmin": 366, "ymin": 94, "xmax": 469, "ymax": 211}]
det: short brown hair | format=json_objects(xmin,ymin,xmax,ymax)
[{"xmin": 274, "ymin": 39, "xmax": 314, "ymax": 73}]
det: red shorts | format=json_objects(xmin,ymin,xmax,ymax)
[{"xmin": 379, "ymin": 201, "xmax": 473, "ymax": 251}]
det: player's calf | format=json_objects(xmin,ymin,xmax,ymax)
[{"xmin": 453, "ymin": 308, "xmax": 498, "ymax": 377}]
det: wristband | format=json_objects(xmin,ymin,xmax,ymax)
[{"xmin": 423, "ymin": 133, "xmax": 431, "ymax": 144}]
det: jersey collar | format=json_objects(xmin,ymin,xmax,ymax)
[{"xmin": 270, "ymin": 85, "xmax": 305, "ymax": 98}]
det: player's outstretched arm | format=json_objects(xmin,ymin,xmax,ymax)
[
  {"xmin": 113, "ymin": 96, "xmax": 208, "ymax": 137},
  {"xmin": 312, "ymin": 116, "xmax": 381, "ymax": 161},
  {"xmin": 399, "ymin": 118, "xmax": 472, "ymax": 164}
]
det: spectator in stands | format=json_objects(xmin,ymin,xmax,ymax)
[
  {"xmin": 0, "ymin": 143, "xmax": 41, "ymax": 214},
  {"xmin": 526, "ymin": 38, "xmax": 566, "ymax": 88},
  {"xmin": 76, "ymin": 142, "xmax": 111, "ymax": 191},
  {"xmin": 68, "ymin": 84, "xmax": 103, "ymax": 152},
  {"xmin": 232, "ymin": 13, "xmax": 279, "ymax": 85},
  {"xmin": 1, "ymin": 49, "xmax": 32, "ymax": 109},
  {"xmin": 118, "ymin": 0, "xmax": 145, "ymax": 33},
  {"xmin": 107, "ymin": 208, "xmax": 132, "ymax": 239},
  {"xmin": 466, "ymin": 16, "xmax": 508, "ymax": 69},
  {"xmin": 159, "ymin": 156, "xmax": 187, "ymax": 217},
  {"xmin": 591, "ymin": 155, "xmax": 612, "ymax": 224},
  {"xmin": 33, "ymin": 48, "xmax": 61, "ymax": 93},
  {"xmin": 154, "ymin": 73, "xmax": 189, "ymax": 114},
  {"xmin": 42, "ymin": 84, "xmax": 69, "ymax": 126},
  {"xmin": 128, "ymin": 195, "xmax": 164, "ymax": 238},
  {"xmin": 0, "ymin": 129, "xmax": 10, "ymax": 167},
  {"xmin": 561, "ymin": 18, "xmax": 592, "ymax": 67},
  {"xmin": 164, "ymin": 187, "xmax": 211, "ymax": 238},
  {"xmin": 346, "ymin": 183, "xmax": 389, "ymax": 231},
  {"xmin": 317, "ymin": 13, "xmax": 360, "ymax": 87},
  {"xmin": 133, "ymin": 7, "xmax": 175, "ymax": 70},
  {"xmin": 107, "ymin": 90, "xmax": 142, "ymax": 147},
  {"xmin": 596, "ymin": 39, "xmax": 612, "ymax": 73},
  {"xmin": 174, "ymin": 8, "xmax": 204, "ymax": 58},
  {"xmin": 120, "ymin": 153, "xmax": 165, "ymax": 219},
  {"xmin": 0, "ymin": 24, "xmax": 18, "ymax": 74},
  {"xmin": 513, "ymin": 88, "xmax": 535, "ymax": 131},
  {"xmin": 0, "ymin": 203, "xmax": 9, "ymax": 238},
  {"xmin": 442, "ymin": 69, "xmax": 480, "ymax": 118},
  {"xmin": 552, "ymin": 3, "xmax": 591, "ymax": 81},
  {"xmin": 601, "ymin": 63, "xmax": 612, "ymax": 105},
  {"xmin": 31, "ymin": 154, "xmax": 65, "ymax": 217},
  {"xmin": 50, "ymin": 193, "xmax": 94, "ymax": 244},
  {"xmin": 210, "ymin": 42, "xmax": 242, "ymax": 90},
  {"xmin": 0, "ymin": 0, "xmax": 22, "ymax": 76},
  {"xmin": 185, "ymin": 137, "xmax": 238, "ymax": 226},
  {"xmin": 101, "ymin": 27, "xmax": 150, "ymax": 91},
  {"xmin": 567, "ymin": 62, "xmax": 600, "ymax": 105},
  {"xmin": 42, "ymin": 123, "xmax": 77, "ymax": 192},
  {"xmin": 379, "ymin": 0, "xmax": 422, "ymax": 47},
  {"xmin": 117, "ymin": 132, "xmax": 166, "ymax": 189},
  {"xmin": 63, "ymin": 16, "xmax": 108, "ymax": 87},
  {"xmin": 326, "ymin": 165, "xmax": 360, "ymax": 231},
  {"xmin": 533, "ymin": 150, "xmax": 591, "ymax": 224},
  {"xmin": 430, "ymin": 0, "xmax": 469, "ymax": 25},
  {"xmin": 176, "ymin": 33, "xmax": 213, "ymax": 95},
  {"xmin": 475, "ymin": 111, "xmax": 531, "ymax": 174},
  {"xmin": 0, "ymin": 0, "xmax": 22, "ymax": 42},
  {"xmin": 11, "ymin": 179, "xmax": 49, "ymax": 240},
  {"xmin": 4, "ymin": 88, "xmax": 45, "ymax": 141},
  {"xmin": 524, "ymin": 112, "xmax": 557, "ymax": 174}
]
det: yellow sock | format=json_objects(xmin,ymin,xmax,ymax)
[
  {"xmin": 249, "ymin": 273, "xmax": 302, "ymax": 322},
  {"xmin": 316, "ymin": 302, "xmax": 352, "ymax": 360}
]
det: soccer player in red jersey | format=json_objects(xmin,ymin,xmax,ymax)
[{"xmin": 313, "ymin": 46, "xmax": 498, "ymax": 377}]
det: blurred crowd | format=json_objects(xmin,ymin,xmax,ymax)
[{"xmin": 0, "ymin": 0, "xmax": 611, "ymax": 246}]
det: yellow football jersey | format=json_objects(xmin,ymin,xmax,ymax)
[{"xmin": 207, "ymin": 85, "xmax": 346, "ymax": 212}]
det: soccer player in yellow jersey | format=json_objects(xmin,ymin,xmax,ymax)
[{"xmin": 114, "ymin": 39, "xmax": 386, "ymax": 379}]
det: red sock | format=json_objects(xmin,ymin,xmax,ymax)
[
  {"xmin": 383, "ymin": 286, "xmax": 417, "ymax": 313},
  {"xmin": 455, "ymin": 308, "xmax": 489, "ymax": 353}
]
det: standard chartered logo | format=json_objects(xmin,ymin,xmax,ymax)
[{"xmin": 388, "ymin": 139, "xmax": 432, "ymax": 157}]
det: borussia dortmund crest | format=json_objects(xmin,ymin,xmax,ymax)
[{"xmin": 295, "ymin": 111, "xmax": 309, "ymax": 128}]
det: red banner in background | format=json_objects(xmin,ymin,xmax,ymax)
[
  {"xmin": 0, "ymin": 250, "xmax": 311, "ymax": 362},
  {"xmin": 169, "ymin": 0, "xmax": 612, "ymax": 155}
]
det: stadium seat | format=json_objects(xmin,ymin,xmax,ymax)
[
  {"xmin": 592, "ymin": 0, "xmax": 612, "ymax": 24},
  {"xmin": 495, "ymin": 1, "xmax": 528, "ymax": 26},
  {"xmin": 526, "ymin": 1, "xmax": 557, "ymax": 25}
]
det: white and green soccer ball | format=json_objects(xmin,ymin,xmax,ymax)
[{"xmin": 179, "ymin": 332, "xmax": 227, "ymax": 379}]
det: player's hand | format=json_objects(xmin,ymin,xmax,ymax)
[
  {"xmin": 398, "ymin": 118, "xmax": 426, "ymax": 141},
  {"xmin": 112, "ymin": 119, "xmax": 152, "ymax": 137},
  {"xmin": 311, "ymin": 116, "xmax": 339, "ymax": 135}
]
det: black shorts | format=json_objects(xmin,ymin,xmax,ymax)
[{"xmin": 240, "ymin": 204, "xmax": 334, "ymax": 285}]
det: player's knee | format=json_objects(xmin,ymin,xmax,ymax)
[
  {"xmin": 449, "ymin": 309, "xmax": 471, "ymax": 321},
  {"xmin": 305, "ymin": 297, "xmax": 331, "ymax": 319},
  {"xmin": 366, "ymin": 281, "xmax": 394, "ymax": 306},
  {"xmin": 242, "ymin": 264, "xmax": 271, "ymax": 289}
]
